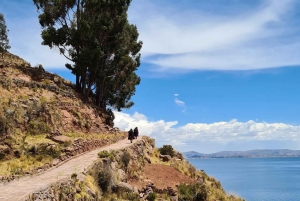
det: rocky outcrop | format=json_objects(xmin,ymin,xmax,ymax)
[{"xmin": 159, "ymin": 154, "xmax": 172, "ymax": 162}]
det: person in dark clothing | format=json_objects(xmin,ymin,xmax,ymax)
[
  {"xmin": 128, "ymin": 128, "xmax": 134, "ymax": 143},
  {"xmin": 134, "ymin": 127, "xmax": 139, "ymax": 139}
]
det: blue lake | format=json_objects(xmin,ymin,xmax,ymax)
[{"xmin": 188, "ymin": 157, "xmax": 300, "ymax": 201}]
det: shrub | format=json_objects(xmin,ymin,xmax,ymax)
[
  {"xmin": 147, "ymin": 193, "xmax": 157, "ymax": 201},
  {"xmin": 120, "ymin": 151, "xmax": 130, "ymax": 169},
  {"xmin": 98, "ymin": 150, "xmax": 110, "ymax": 158},
  {"xmin": 97, "ymin": 168, "xmax": 112, "ymax": 193},
  {"xmin": 194, "ymin": 185, "xmax": 208, "ymax": 201},
  {"xmin": 178, "ymin": 182, "xmax": 207, "ymax": 201},
  {"xmin": 28, "ymin": 120, "xmax": 51, "ymax": 135},
  {"xmin": 159, "ymin": 145, "xmax": 175, "ymax": 157}
]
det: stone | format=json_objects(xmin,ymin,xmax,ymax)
[
  {"xmin": 145, "ymin": 156, "xmax": 151, "ymax": 163},
  {"xmin": 117, "ymin": 169, "xmax": 126, "ymax": 181},
  {"xmin": 117, "ymin": 182, "xmax": 133, "ymax": 192},
  {"xmin": 52, "ymin": 159, "xmax": 60, "ymax": 166},
  {"xmin": 159, "ymin": 154, "xmax": 172, "ymax": 162},
  {"xmin": 85, "ymin": 186, "xmax": 96, "ymax": 197},
  {"xmin": 170, "ymin": 195, "xmax": 178, "ymax": 201},
  {"xmin": 133, "ymin": 186, "xmax": 139, "ymax": 194},
  {"xmin": 51, "ymin": 135, "xmax": 71, "ymax": 144}
]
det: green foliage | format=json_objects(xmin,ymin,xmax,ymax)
[
  {"xmin": 178, "ymin": 183, "xmax": 208, "ymax": 201},
  {"xmin": 33, "ymin": 0, "xmax": 142, "ymax": 115},
  {"xmin": 147, "ymin": 193, "xmax": 157, "ymax": 201},
  {"xmin": 71, "ymin": 172, "xmax": 77, "ymax": 180},
  {"xmin": 27, "ymin": 143, "xmax": 61, "ymax": 158},
  {"xmin": 159, "ymin": 145, "xmax": 175, "ymax": 157},
  {"xmin": 0, "ymin": 13, "xmax": 10, "ymax": 59},
  {"xmin": 97, "ymin": 168, "xmax": 112, "ymax": 193},
  {"xmin": 98, "ymin": 150, "xmax": 110, "ymax": 158},
  {"xmin": 28, "ymin": 120, "xmax": 51, "ymax": 135}
]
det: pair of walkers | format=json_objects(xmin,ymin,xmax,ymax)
[{"xmin": 128, "ymin": 127, "xmax": 139, "ymax": 143}]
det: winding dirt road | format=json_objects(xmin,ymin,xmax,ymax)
[{"xmin": 0, "ymin": 137, "xmax": 139, "ymax": 201}]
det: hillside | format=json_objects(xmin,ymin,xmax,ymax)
[
  {"xmin": 0, "ymin": 52, "xmax": 245, "ymax": 201},
  {"xmin": 184, "ymin": 149, "xmax": 300, "ymax": 158},
  {"xmin": 0, "ymin": 52, "xmax": 126, "ymax": 179},
  {"xmin": 24, "ymin": 137, "xmax": 244, "ymax": 201}
]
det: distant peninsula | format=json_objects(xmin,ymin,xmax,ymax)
[{"xmin": 183, "ymin": 149, "xmax": 300, "ymax": 158}]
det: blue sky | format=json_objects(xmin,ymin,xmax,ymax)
[{"xmin": 1, "ymin": 0, "xmax": 300, "ymax": 153}]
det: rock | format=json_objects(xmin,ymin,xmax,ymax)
[
  {"xmin": 52, "ymin": 159, "xmax": 60, "ymax": 166},
  {"xmin": 133, "ymin": 186, "xmax": 139, "ymax": 194},
  {"xmin": 5, "ymin": 109, "xmax": 15, "ymax": 115},
  {"xmin": 117, "ymin": 169, "xmax": 126, "ymax": 181},
  {"xmin": 117, "ymin": 182, "xmax": 133, "ymax": 192},
  {"xmin": 159, "ymin": 154, "xmax": 172, "ymax": 162},
  {"xmin": 53, "ymin": 76, "xmax": 59, "ymax": 83},
  {"xmin": 85, "ymin": 186, "xmax": 96, "ymax": 197},
  {"xmin": 51, "ymin": 135, "xmax": 71, "ymax": 144},
  {"xmin": 170, "ymin": 195, "xmax": 178, "ymax": 201},
  {"xmin": 196, "ymin": 176, "xmax": 204, "ymax": 184},
  {"xmin": 145, "ymin": 156, "xmax": 151, "ymax": 163},
  {"xmin": 77, "ymin": 173, "xmax": 86, "ymax": 182}
]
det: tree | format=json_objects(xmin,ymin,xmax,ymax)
[
  {"xmin": 33, "ymin": 0, "xmax": 142, "ymax": 114},
  {"xmin": 0, "ymin": 13, "xmax": 10, "ymax": 60}
]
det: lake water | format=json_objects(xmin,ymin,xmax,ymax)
[{"xmin": 188, "ymin": 157, "xmax": 300, "ymax": 201}]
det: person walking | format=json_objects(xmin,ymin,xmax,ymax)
[
  {"xmin": 134, "ymin": 127, "xmax": 139, "ymax": 139},
  {"xmin": 128, "ymin": 128, "xmax": 134, "ymax": 143}
]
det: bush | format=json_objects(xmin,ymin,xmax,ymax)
[
  {"xmin": 97, "ymin": 168, "xmax": 112, "ymax": 193},
  {"xmin": 194, "ymin": 185, "xmax": 208, "ymax": 201},
  {"xmin": 120, "ymin": 151, "xmax": 131, "ymax": 169},
  {"xmin": 147, "ymin": 193, "xmax": 157, "ymax": 201},
  {"xmin": 98, "ymin": 150, "xmax": 110, "ymax": 158},
  {"xmin": 159, "ymin": 145, "xmax": 175, "ymax": 157},
  {"xmin": 178, "ymin": 183, "xmax": 208, "ymax": 201},
  {"xmin": 28, "ymin": 120, "xmax": 51, "ymax": 135}
]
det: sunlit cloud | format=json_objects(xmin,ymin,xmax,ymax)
[{"xmin": 114, "ymin": 111, "xmax": 300, "ymax": 153}]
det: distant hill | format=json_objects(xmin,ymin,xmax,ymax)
[{"xmin": 183, "ymin": 149, "xmax": 300, "ymax": 158}]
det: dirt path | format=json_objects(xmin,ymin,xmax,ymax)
[{"xmin": 0, "ymin": 137, "xmax": 139, "ymax": 201}]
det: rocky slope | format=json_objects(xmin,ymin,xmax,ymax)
[
  {"xmin": 26, "ymin": 136, "xmax": 245, "ymax": 201},
  {"xmin": 0, "ymin": 52, "xmax": 126, "ymax": 180}
]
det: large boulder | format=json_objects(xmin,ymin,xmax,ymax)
[
  {"xmin": 159, "ymin": 154, "xmax": 171, "ymax": 162},
  {"xmin": 116, "ymin": 182, "xmax": 133, "ymax": 192},
  {"xmin": 51, "ymin": 135, "xmax": 71, "ymax": 144}
]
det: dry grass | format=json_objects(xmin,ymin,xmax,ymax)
[
  {"xmin": 0, "ymin": 154, "xmax": 53, "ymax": 176},
  {"xmin": 25, "ymin": 134, "xmax": 56, "ymax": 145}
]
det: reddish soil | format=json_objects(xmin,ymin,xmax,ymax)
[{"xmin": 128, "ymin": 163, "xmax": 195, "ymax": 190}]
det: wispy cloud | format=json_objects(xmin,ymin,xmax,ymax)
[
  {"xmin": 114, "ymin": 111, "xmax": 300, "ymax": 153},
  {"xmin": 4, "ymin": 0, "xmax": 299, "ymax": 72},
  {"xmin": 129, "ymin": 0, "xmax": 300, "ymax": 71},
  {"xmin": 174, "ymin": 94, "xmax": 186, "ymax": 112}
]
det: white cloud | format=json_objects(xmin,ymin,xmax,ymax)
[
  {"xmin": 174, "ymin": 94, "xmax": 186, "ymax": 112},
  {"xmin": 114, "ymin": 111, "xmax": 300, "ymax": 153},
  {"xmin": 175, "ymin": 98, "xmax": 185, "ymax": 106},
  {"xmin": 5, "ymin": 0, "xmax": 300, "ymax": 72},
  {"xmin": 129, "ymin": 0, "xmax": 300, "ymax": 71}
]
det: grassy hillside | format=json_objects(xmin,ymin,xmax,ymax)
[{"xmin": 0, "ymin": 52, "xmax": 125, "ymax": 179}]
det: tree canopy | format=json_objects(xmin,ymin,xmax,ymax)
[
  {"xmin": 0, "ymin": 13, "xmax": 10, "ymax": 59},
  {"xmin": 33, "ymin": 0, "xmax": 142, "ymax": 115}
]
